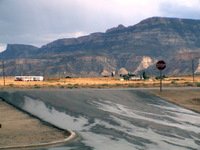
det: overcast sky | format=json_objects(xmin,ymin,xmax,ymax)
[{"xmin": 0, "ymin": 0, "xmax": 200, "ymax": 51}]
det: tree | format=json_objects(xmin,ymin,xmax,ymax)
[{"xmin": 142, "ymin": 71, "xmax": 149, "ymax": 80}]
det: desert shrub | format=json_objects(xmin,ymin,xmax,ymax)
[
  {"xmin": 142, "ymin": 71, "xmax": 149, "ymax": 80},
  {"xmin": 101, "ymin": 84, "xmax": 109, "ymax": 87},
  {"xmin": 115, "ymin": 84, "xmax": 122, "ymax": 87},
  {"xmin": 184, "ymin": 82, "xmax": 193, "ymax": 86},
  {"xmin": 196, "ymin": 82, "xmax": 200, "ymax": 87},
  {"xmin": 155, "ymin": 75, "xmax": 166, "ymax": 80},
  {"xmin": 34, "ymin": 85, "xmax": 41, "ymax": 88},
  {"xmin": 171, "ymin": 80, "xmax": 177, "ymax": 84},
  {"xmin": 67, "ymin": 84, "xmax": 79, "ymax": 89},
  {"xmin": 59, "ymin": 85, "xmax": 65, "ymax": 88},
  {"xmin": 67, "ymin": 84, "xmax": 73, "ymax": 89},
  {"xmin": 192, "ymin": 98, "xmax": 200, "ymax": 104},
  {"xmin": 8, "ymin": 84, "xmax": 14, "ymax": 87}
]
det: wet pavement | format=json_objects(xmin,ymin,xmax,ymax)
[{"xmin": 0, "ymin": 89, "xmax": 200, "ymax": 150}]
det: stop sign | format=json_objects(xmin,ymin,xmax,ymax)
[{"xmin": 156, "ymin": 60, "xmax": 166, "ymax": 70}]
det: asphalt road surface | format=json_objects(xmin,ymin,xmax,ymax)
[{"xmin": 0, "ymin": 89, "xmax": 200, "ymax": 150}]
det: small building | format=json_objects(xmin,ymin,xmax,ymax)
[
  {"xmin": 121, "ymin": 73, "xmax": 143, "ymax": 81},
  {"xmin": 15, "ymin": 76, "xmax": 44, "ymax": 81},
  {"xmin": 129, "ymin": 76, "xmax": 143, "ymax": 81},
  {"xmin": 101, "ymin": 69, "xmax": 110, "ymax": 77},
  {"xmin": 118, "ymin": 68, "xmax": 128, "ymax": 76}
]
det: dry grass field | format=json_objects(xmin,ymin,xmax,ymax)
[{"xmin": 0, "ymin": 75, "xmax": 200, "ymax": 88}]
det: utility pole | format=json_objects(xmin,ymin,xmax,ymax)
[
  {"xmin": 2, "ymin": 60, "xmax": 5, "ymax": 86},
  {"xmin": 192, "ymin": 59, "xmax": 195, "ymax": 83}
]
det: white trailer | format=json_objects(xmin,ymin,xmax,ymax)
[{"xmin": 15, "ymin": 76, "xmax": 44, "ymax": 81}]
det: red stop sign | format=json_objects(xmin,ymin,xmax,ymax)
[{"xmin": 156, "ymin": 60, "xmax": 166, "ymax": 70}]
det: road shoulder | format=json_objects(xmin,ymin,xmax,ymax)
[
  {"xmin": 150, "ymin": 88, "xmax": 200, "ymax": 113},
  {"xmin": 0, "ymin": 100, "xmax": 75, "ymax": 149}
]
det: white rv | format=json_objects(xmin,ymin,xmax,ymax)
[{"xmin": 15, "ymin": 76, "xmax": 44, "ymax": 81}]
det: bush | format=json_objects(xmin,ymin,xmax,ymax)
[
  {"xmin": 8, "ymin": 84, "xmax": 14, "ymax": 87},
  {"xmin": 196, "ymin": 82, "xmax": 200, "ymax": 87},
  {"xmin": 184, "ymin": 82, "xmax": 193, "ymax": 86},
  {"xmin": 171, "ymin": 80, "xmax": 177, "ymax": 84},
  {"xmin": 142, "ymin": 71, "xmax": 149, "ymax": 80},
  {"xmin": 60, "ymin": 85, "xmax": 65, "ymax": 88},
  {"xmin": 34, "ymin": 85, "xmax": 41, "ymax": 88},
  {"xmin": 155, "ymin": 75, "xmax": 166, "ymax": 80}
]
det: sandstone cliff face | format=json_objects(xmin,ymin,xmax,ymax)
[
  {"xmin": 134, "ymin": 56, "xmax": 155, "ymax": 74},
  {"xmin": 1, "ymin": 17, "xmax": 200, "ymax": 76}
]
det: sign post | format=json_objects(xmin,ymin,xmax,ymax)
[{"xmin": 156, "ymin": 60, "xmax": 166, "ymax": 92}]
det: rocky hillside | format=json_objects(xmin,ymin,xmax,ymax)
[{"xmin": 1, "ymin": 17, "xmax": 200, "ymax": 77}]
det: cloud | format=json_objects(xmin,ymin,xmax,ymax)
[
  {"xmin": 37, "ymin": 31, "xmax": 87, "ymax": 45},
  {"xmin": 0, "ymin": 0, "xmax": 161, "ymax": 46},
  {"xmin": 159, "ymin": 0, "xmax": 200, "ymax": 19},
  {"xmin": 0, "ymin": 43, "xmax": 7, "ymax": 52},
  {"xmin": 0, "ymin": 0, "xmax": 200, "ymax": 47}
]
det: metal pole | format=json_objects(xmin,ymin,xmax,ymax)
[{"xmin": 160, "ymin": 70, "xmax": 162, "ymax": 92}]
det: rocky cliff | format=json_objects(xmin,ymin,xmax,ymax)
[{"xmin": 1, "ymin": 17, "xmax": 200, "ymax": 77}]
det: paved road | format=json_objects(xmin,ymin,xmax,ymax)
[{"xmin": 0, "ymin": 89, "xmax": 200, "ymax": 150}]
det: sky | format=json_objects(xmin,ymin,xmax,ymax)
[{"xmin": 0, "ymin": 0, "xmax": 200, "ymax": 52}]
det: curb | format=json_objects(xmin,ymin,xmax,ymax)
[{"xmin": 0, "ymin": 131, "xmax": 77, "ymax": 149}]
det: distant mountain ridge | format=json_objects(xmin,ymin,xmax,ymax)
[
  {"xmin": 1, "ymin": 17, "xmax": 200, "ymax": 77},
  {"xmin": 2, "ymin": 44, "xmax": 38, "ymax": 59}
]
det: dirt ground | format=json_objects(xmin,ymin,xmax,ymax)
[
  {"xmin": 0, "ymin": 100, "xmax": 69, "ymax": 149},
  {"xmin": 150, "ymin": 88, "xmax": 200, "ymax": 113}
]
